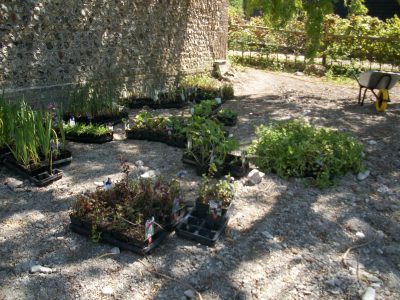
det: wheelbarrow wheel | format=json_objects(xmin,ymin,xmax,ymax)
[{"xmin": 375, "ymin": 89, "xmax": 389, "ymax": 112}]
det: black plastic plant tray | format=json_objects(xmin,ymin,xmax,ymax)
[
  {"xmin": 3, "ymin": 156, "xmax": 50, "ymax": 177},
  {"xmin": 224, "ymin": 154, "xmax": 250, "ymax": 179},
  {"xmin": 63, "ymin": 112, "xmax": 128, "ymax": 126},
  {"xmin": 3, "ymin": 157, "xmax": 63, "ymax": 186},
  {"xmin": 69, "ymin": 216, "xmax": 169, "ymax": 255},
  {"xmin": 66, "ymin": 133, "xmax": 113, "ymax": 144},
  {"xmin": 52, "ymin": 149, "xmax": 73, "ymax": 168},
  {"xmin": 126, "ymin": 130, "xmax": 186, "ymax": 148},
  {"xmin": 175, "ymin": 211, "xmax": 229, "ymax": 247},
  {"xmin": 217, "ymin": 116, "xmax": 238, "ymax": 127},
  {"xmin": 30, "ymin": 169, "xmax": 63, "ymax": 187}
]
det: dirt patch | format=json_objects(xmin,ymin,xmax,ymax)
[{"xmin": 0, "ymin": 68, "xmax": 399, "ymax": 299}]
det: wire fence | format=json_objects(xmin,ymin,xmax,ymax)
[{"xmin": 228, "ymin": 24, "xmax": 400, "ymax": 74}]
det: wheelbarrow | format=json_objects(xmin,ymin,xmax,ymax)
[{"xmin": 355, "ymin": 71, "xmax": 400, "ymax": 112}]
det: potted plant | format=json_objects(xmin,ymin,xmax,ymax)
[
  {"xmin": 3, "ymin": 103, "xmax": 63, "ymax": 186},
  {"xmin": 175, "ymin": 175, "xmax": 235, "ymax": 246},
  {"xmin": 183, "ymin": 117, "xmax": 239, "ymax": 177},
  {"xmin": 215, "ymin": 108, "xmax": 238, "ymax": 126},
  {"xmin": 63, "ymin": 122, "xmax": 113, "ymax": 144}
]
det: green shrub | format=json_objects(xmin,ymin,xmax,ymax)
[{"xmin": 249, "ymin": 119, "xmax": 365, "ymax": 187}]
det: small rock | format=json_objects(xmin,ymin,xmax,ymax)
[
  {"xmin": 261, "ymin": 231, "xmax": 273, "ymax": 240},
  {"xmin": 377, "ymin": 185, "xmax": 391, "ymax": 194},
  {"xmin": 246, "ymin": 169, "xmax": 265, "ymax": 185},
  {"xmin": 326, "ymin": 278, "xmax": 341, "ymax": 288},
  {"xmin": 110, "ymin": 247, "xmax": 120, "ymax": 255},
  {"xmin": 368, "ymin": 140, "xmax": 377, "ymax": 145},
  {"xmin": 184, "ymin": 289, "xmax": 194, "ymax": 299},
  {"xmin": 102, "ymin": 286, "xmax": 114, "ymax": 295},
  {"xmin": 356, "ymin": 232, "xmax": 365, "ymax": 239},
  {"xmin": 30, "ymin": 265, "xmax": 52, "ymax": 274},
  {"xmin": 294, "ymin": 71, "xmax": 304, "ymax": 76},
  {"xmin": 140, "ymin": 170, "xmax": 160, "ymax": 179},
  {"xmin": 361, "ymin": 287, "xmax": 376, "ymax": 300},
  {"xmin": 135, "ymin": 160, "xmax": 144, "ymax": 167},
  {"xmin": 176, "ymin": 170, "xmax": 187, "ymax": 178},
  {"xmin": 357, "ymin": 170, "xmax": 370, "ymax": 181},
  {"xmin": 139, "ymin": 166, "xmax": 150, "ymax": 173},
  {"xmin": 5, "ymin": 177, "xmax": 23, "ymax": 190}
]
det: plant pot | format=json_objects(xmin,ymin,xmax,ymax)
[
  {"xmin": 216, "ymin": 115, "xmax": 238, "ymax": 126},
  {"xmin": 3, "ymin": 156, "xmax": 50, "ymax": 176},
  {"xmin": 30, "ymin": 169, "xmax": 63, "ymax": 187},
  {"xmin": 65, "ymin": 132, "xmax": 113, "ymax": 144},
  {"xmin": 175, "ymin": 211, "xmax": 229, "ymax": 247},
  {"xmin": 181, "ymin": 154, "xmax": 225, "ymax": 178},
  {"xmin": 69, "ymin": 215, "xmax": 169, "ymax": 255},
  {"xmin": 224, "ymin": 154, "xmax": 250, "ymax": 178},
  {"xmin": 52, "ymin": 149, "xmax": 73, "ymax": 168},
  {"xmin": 3, "ymin": 156, "xmax": 63, "ymax": 186}
]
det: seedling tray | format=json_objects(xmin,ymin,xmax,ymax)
[
  {"xmin": 3, "ymin": 157, "xmax": 63, "ymax": 186},
  {"xmin": 175, "ymin": 210, "xmax": 229, "ymax": 247},
  {"xmin": 69, "ymin": 215, "xmax": 169, "ymax": 255},
  {"xmin": 66, "ymin": 133, "xmax": 113, "ymax": 144},
  {"xmin": 126, "ymin": 130, "xmax": 186, "ymax": 148},
  {"xmin": 216, "ymin": 115, "xmax": 238, "ymax": 126},
  {"xmin": 63, "ymin": 112, "xmax": 128, "ymax": 126},
  {"xmin": 30, "ymin": 169, "xmax": 63, "ymax": 187},
  {"xmin": 181, "ymin": 154, "xmax": 248, "ymax": 178}
]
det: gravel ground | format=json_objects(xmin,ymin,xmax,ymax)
[{"xmin": 1, "ymin": 68, "xmax": 399, "ymax": 300}]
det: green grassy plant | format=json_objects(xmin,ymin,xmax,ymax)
[{"xmin": 249, "ymin": 119, "xmax": 365, "ymax": 187}]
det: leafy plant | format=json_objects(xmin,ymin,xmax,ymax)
[
  {"xmin": 71, "ymin": 165, "xmax": 183, "ymax": 241},
  {"xmin": 192, "ymin": 99, "xmax": 220, "ymax": 117},
  {"xmin": 198, "ymin": 174, "xmax": 235, "ymax": 208},
  {"xmin": 249, "ymin": 119, "xmax": 365, "ymax": 187},
  {"xmin": 216, "ymin": 109, "xmax": 237, "ymax": 120},
  {"xmin": 185, "ymin": 117, "xmax": 239, "ymax": 175},
  {"xmin": 64, "ymin": 123, "xmax": 111, "ymax": 137}
]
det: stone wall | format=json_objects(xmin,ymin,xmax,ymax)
[{"xmin": 0, "ymin": 0, "xmax": 228, "ymax": 102}]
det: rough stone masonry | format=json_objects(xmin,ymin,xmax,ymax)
[{"xmin": 0, "ymin": 0, "xmax": 228, "ymax": 102}]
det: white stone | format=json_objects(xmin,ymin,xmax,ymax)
[
  {"xmin": 356, "ymin": 232, "xmax": 366, "ymax": 238},
  {"xmin": 30, "ymin": 265, "xmax": 52, "ymax": 274},
  {"xmin": 184, "ymin": 289, "xmax": 194, "ymax": 299},
  {"xmin": 140, "ymin": 170, "xmax": 160, "ymax": 179},
  {"xmin": 5, "ymin": 177, "xmax": 23, "ymax": 189},
  {"xmin": 135, "ymin": 160, "xmax": 144, "ymax": 167},
  {"xmin": 110, "ymin": 247, "xmax": 120, "ymax": 255},
  {"xmin": 102, "ymin": 286, "xmax": 114, "ymax": 295},
  {"xmin": 261, "ymin": 231, "xmax": 273, "ymax": 240},
  {"xmin": 247, "ymin": 169, "xmax": 265, "ymax": 185},
  {"xmin": 361, "ymin": 287, "xmax": 376, "ymax": 300},
  {"xmin": 368, "ymin": 140, "xmax": 377, "ymax": 145},
  {"xmin": 357, "ymin": 170, "xmax": 370, "ymax": 181}
]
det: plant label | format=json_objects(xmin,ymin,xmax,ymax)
[
  {"xmin": 145, "ymin": 217, "xmax": 155, "ymax": 244},
  {"xmin": 215, "ymin": 97, "xmax": 222, "ymax": 104},
  {"xmin": 103, "ymin": 178, "xmax": 112, "ymax": 190},
  {"xmin": 209, "ymin": 200, "xmax": 222, "ymax": 220},
  {"xmin": 172, "ymin": 197, "xmax": 180, "ymax": 220},
  {"xmin": 69, "ymin": 117, "xmax": 76, "ymax": 127}
]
